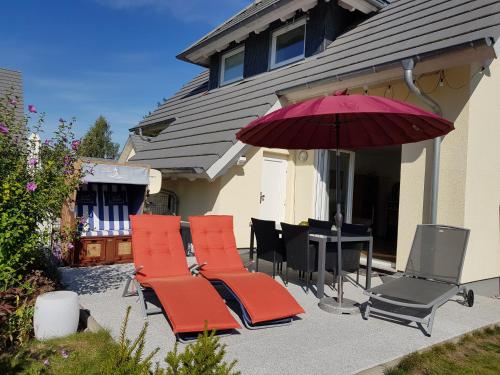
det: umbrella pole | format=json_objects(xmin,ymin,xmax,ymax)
[
  {"xmin": 318, "ymin": 115, "xmax": 359, "ymax": 315},
  {"xmin": 335, "ymin": 118, "xmax": 343, "ymax": 307}
]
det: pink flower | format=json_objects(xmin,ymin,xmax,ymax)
[
  {"xmin": 28, "ymin": 104, "xmax": 37, "ymax": 113},
  {"xmin": 67, "ymin": 243, "xmax": 74, "ymax": 250},
  {"xmin": 0, "ymin": 123, "xmax": 8, "ymax": 135},
  {"xmin": 28, "ymin": 158, "xmax": 38, "ymax": 166},
  {"xmin": 9, "ymin": 99, "xmax": 17, "ymax": 106},
  {"xmin": 26, "ymin": 181, "xmax": 37, "ymax": 192},
  {"xmin": 71, "ymin": 140, "xmax": 80, "ymax": 151},
  {"xmin": 43, "ymin": 139, "xmax": 52, "ymax": 146},
  {"xmin": 43, "ymin": 359, "xmax": 50, "ymax": 366},
  {"xmin": 61, "ymin": 349, "xmax": 69, "ymax": 358},
  {"xmin": 79, "ymin": 216, "xmax": 87, "ymax": 225}
]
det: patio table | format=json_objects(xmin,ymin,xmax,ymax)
[{"xmin": 249, "ymin": 225, "xmax": 373, "ymax": 295}]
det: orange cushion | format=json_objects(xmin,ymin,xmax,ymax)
[
  {"xmin": 148, "ymin": 276, "xmax": 241, "ymax": 333},
  {"xmin": 201, "ymin": 270, "xmax": 305, "ymax": 323},
  {"xmin": 189, "ymin": 215, "xmax": 245, "ymax": 272},
  {"xmin": 130, "ymin": 215, "xmax": 189, "ymax": 282}
]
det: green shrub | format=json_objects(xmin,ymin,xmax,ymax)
[
  {"xmin": 113, "ymin": 306, "xmax": 240, "ymax": 375},
  {"xmin": 0, "ymin": 270, "xmax": 56, "ymax": 350},
  {"xmin": 0, "ymin": 92, "xmax": 83, "ymax": 289}
]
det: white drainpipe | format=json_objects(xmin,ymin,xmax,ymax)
[{"xmin": 402, "ymin": 58, "xmax": 442, "ymax": 224}]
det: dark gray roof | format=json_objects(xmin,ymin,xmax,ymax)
[
  {"xmin": 178, "ymin": 0, "xmax": 282, "ymax": 63},
  {"xmin": 131, "ymin": 0, "xmax": 500, "ymax": 174},
  {"xmin": 0, "ymin": 68, "xmax": 24, "ymax": 120},
  {"xmin": 129, "ymin": 134, "xmax": 151, "ymax": 152}
]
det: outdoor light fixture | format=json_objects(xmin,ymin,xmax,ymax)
[{"xmin": 297, "ymin": 150, "xmax": 308, "ymax": 162}]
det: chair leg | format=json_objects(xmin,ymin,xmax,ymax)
[
  {"xmin": 356, "ymin": 269, "xmax": 360, "ymax": 285},
  {"xmin": 122, "ymin": 276, "xmax": 134, "ymax": 297},
  {"xmin": 135, "ymin": 281, "xmax": 148, "ymax": 319},
  {"xmin": 272, "ymin": 260, "xmax": 276, "ymax": 279},
  {"xmin": 285, "ymin": 266, "xmax": 289, "ymax": 285},
  {"xmin": 255, "ymin": 257, "xmax": 259, "ymax": 272}
]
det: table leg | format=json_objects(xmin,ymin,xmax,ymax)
[
  {"xmin": 366, "ymin": 237, "xmax": 373, "ymax": 290},
  {"xmin": 249, "ymin": 225, "xmax": 255, "ymax": 261},
  {"xmin": 317, "ymin": 237, "xmax": 327, "ymax": 299}
]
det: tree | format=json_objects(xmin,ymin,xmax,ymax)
[{"xmin": 79, "ymin": 116, "xmax": 119, "ymax": 159}]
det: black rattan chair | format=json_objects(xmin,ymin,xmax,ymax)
[
  {"xmin": 281, "ymin": 223, "xmax": 319, "ymax": 292},
  {"xmin": 251, "ymin": 218, "xmax": 286, "ymax": 278}
]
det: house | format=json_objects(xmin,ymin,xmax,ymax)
[
  {"xmin": 0, "ymin": 67, "xmax": 24, "ymax": 121},
  {"xmin": 122, "ymin": 0, "xmax": 500, "ymax": 295}
]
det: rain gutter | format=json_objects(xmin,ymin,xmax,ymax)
[{"xmin": 402, "ymin": 58, "xmax": 441, "ymax": 225}]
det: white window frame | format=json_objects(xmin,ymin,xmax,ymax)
[
  {"xmin": 269, "ymin": 18, "xmax": 306, "ymax": 70},
  {"xmin": 220, "ymin": 46, "xmax": 245, "ymax": 86}
]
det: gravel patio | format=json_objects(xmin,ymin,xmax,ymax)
[{"xmin": 60, "ymin": 253, "xmax": 500, "ymax": 375}]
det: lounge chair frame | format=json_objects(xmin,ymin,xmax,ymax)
[
  {"xmin": 210, "ymin": 279, "xmax": 293, "ymax": 329},
  {"xmin": 122, "ymin": 266, "xmax": 162, "ymax": 318},
  {"xmin": 364, "ymin": 224, "xmax": 473, "ymax": 336}
]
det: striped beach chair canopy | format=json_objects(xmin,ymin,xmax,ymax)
[{"xmin": 77, "ymin": 161, "xmax": 150, "ymax": 237}]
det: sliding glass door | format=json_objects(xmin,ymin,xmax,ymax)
[{"xmin": 314, "ymin": 150, "xmax": 355, "ymax": 223}]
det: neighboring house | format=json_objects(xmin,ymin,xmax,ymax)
[
  {"xmin": 123, "ymin": 0, "xmax": 500, "ymax": 295},
  {"xmin": 0, "ymin": 67, "xmax": 24, "ymax": 121}
]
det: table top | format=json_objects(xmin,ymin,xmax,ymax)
[{"xmin": 308, "ymin": 233, "xmax": 372, "ymax": 242}]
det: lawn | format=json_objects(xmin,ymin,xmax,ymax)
[
  {"xmin": 0, "ymin": 330, "xmax": 124, "ymax": 375},
  {"xmin": 385, "ymin": 325, "xmax": 500, "ymax": 375}
]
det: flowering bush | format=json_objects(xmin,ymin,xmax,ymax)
[{"xmin": 0, "ymin": 92, "xmax": 83, "ymax": 289}]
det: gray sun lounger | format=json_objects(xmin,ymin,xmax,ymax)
[{"xmin": 364, "ymin": 224, "xmax": 474, "ymax": 336}]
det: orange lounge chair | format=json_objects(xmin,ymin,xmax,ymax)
[
  {"xmin": 189, "ymin": 215, "xmax": 304, "ymax": 329},
  {"xmin": 122, "ymin": 215, "xmax": 240, "ymax": 341}
]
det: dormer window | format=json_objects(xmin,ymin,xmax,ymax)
[
  {"xmin": 270, "ymin": 19, "xmax": 306, "ymax": 69},
  {"xmin": 220, "ymin": 46, "xmax": 245, "ymax": 86}
]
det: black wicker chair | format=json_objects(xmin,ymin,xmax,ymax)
[
  {"xmin": 281, "ymin": 223, "xmax": 320, "ymax": 292},
  {"xmin": 251, "ymin": 218, "xmax": 286, "ymax": 278}
]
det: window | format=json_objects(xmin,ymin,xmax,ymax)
[
  {"xmin": 270, "ymin": 19, "xmax": 306, "ymax": 69},
  {"xmin": 220, "ymin": 46, "xmax": 245, "ymax": 85}
]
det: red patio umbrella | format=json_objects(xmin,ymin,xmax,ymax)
[{"xmin": 236, "ymin": 93, "xmax": 454, "ymax": 313}]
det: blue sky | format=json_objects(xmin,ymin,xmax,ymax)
[{"xmin": 0, "ymin": 0, "xmax": 248, "ymax": 148}]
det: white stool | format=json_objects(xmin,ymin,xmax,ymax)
[{"xmin": 34, "ymin": 291, "xmax": 79, "ymax": 340}]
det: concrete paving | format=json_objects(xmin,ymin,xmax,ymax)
[{"xmin": 60, "ymin": 255, "xmax": 500, "ymax": 375}]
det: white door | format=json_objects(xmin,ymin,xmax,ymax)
[{"xmin": 260, "ymin": 156, "xmax": 287, "ymax": 222}]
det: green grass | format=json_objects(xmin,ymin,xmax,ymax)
[
  {"xmin": 384, "ymin": 326, "xmax": 500, "ymax": 375},
  {"xmin": 0, "ymin": 330, "xmax": 124, "ymax": 375}
]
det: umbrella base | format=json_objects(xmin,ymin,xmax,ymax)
[{"xmin": 318, "ymin": 297, "xmax": 360, "ymax": 315}]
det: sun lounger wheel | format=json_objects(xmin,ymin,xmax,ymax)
[{"xmin": 466, "ymin": 289, "xmax": 474, "ymax": 307}]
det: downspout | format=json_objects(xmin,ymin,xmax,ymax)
[
  {"xmin": 402, "ymin": 58, "xmax": 442, "ymax": 224},
  {"xmin": 137, "ymin": 127, "xmax": 152, "ymax": 143}
]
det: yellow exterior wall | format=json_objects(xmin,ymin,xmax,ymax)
[
  {"xmin": 461, "ymin": 60, "xmax": 500, "ymax": 283},
  {"xmin": 396, "ymin": 66, "xmax": 472, "ymax": 271}
]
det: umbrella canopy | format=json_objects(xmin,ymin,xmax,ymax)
[{"xmin": 236, "ymin": 94, "xmax": 454, "ymax": 149}]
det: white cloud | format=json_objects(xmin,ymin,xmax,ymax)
[{"xmin": 94, "ymin": 0, "xmax": 249, "ymax": 25}]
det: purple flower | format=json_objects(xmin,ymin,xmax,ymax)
[
  {"xmin": 71, "ymin": 140, "xmax": 80, "ymax": 151},
  {"xmin": 43, "ymin": 358, "xmax": 50, "ymax": 366},
  {"xmin": 28, "ymin": 104, "xmax": 37, "ymax": 113},
  {"xmin": 59, "ymin": 118, "xmax": 66, "ymax": 123},
  {"xmin": 26, "ymin": 181, "xmax": 37, "ymax": 192},
  {"xmin": 0, "ymin": 123, "xmax": 8, "ymax": 135},
  {"xmin": 67, "ymin": 243, "xmax": 74, "ymax": 250},
  {"xmin": 63, "ymin": 155, "xmax": 72, "ymax": 166},
  {"xmin": 79, "ymin": 216, "xmax": 87, "ymax": 225},
  {"xmin": 9, "ymin": 99, "xmax": 17, "ymax": 106},
  {"xmin": 61, "ymin": 349, "xmax": 69, "ymax": 358},
  {"xmin": 43, "ymin": 139, "xmax": 52, "ymax": 146},
  {"xmin": 28, "ymin": 158, "xmax": 38, "ymax": 167}
]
